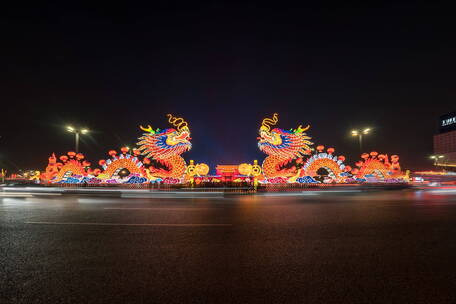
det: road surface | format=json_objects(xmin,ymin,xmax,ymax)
[{"xmin": 2, "ymin": 189, "xmax": 456, "ymax": 303}]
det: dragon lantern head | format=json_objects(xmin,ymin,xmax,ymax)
[
  {"xmin": 258, "ymin": 113, "xmax": 313, "ymax": 158},
  {"xmin": 137, "ymin": 114, "xmax": 192, "ymax": 160}
]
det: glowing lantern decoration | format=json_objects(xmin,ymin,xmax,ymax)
[
  {"xmin": 133, "ymin": 149, "xmax": 141, "ymax": 156},
  {"xmin": 238, "ymin": 163, "xmax": 252, "ymax": 176},
  {"xmin": 120, "ymin": 147, "xmax": 129, "ymax": 154},
  {"xmin": 258, "ymin": 113, "xmax": 313, "ymax": 178},
  {"xmin": 137, "ymin": 114, "xmax": 192, "ymax": 179},
  {"xmin": 118, "ymin": 168, "xmax": 131, "ymax": 178},
  {"xmin": 351, "ymin": 168, "xmax": 359, "ymax": 175},
  {"xmin": 99, "ymin": 160, "xmax": 106, "ymax": 166},
  {"xmin": 93, "ymin": 168, "xmax": 101, "ymax": 176},
  {"xmin": 316, "ymin": 145, "xmax": 324, "ymax": 152},
  {"xmin": 195, "ymin": 163, "xmax": 210, "ymax": 176},
  {"xmin": 354, "ymin": 152, "xmax": 403, "ymax": 180},
  {"xmin": 361, "ymin": 153, "xmax": 369, "ymax": 160},
  {"xmin": 108, "ymin": 150, "xmax": 117, "ymax": 157},
  {"xmin": 344, "ymin": 165, "xmax": 352, "ymax": 172},
  {"xmin": 82, "ymin": 161, "xmax": 91, "ymax": 167},
  {"xmin": 356, "ymin": 161, "xmax": 363, "ymax": 167},
  {"xmin": 67, "ymin": 151, "xmax": 76, "ymax": 158},
  {"xmin": 60, "ymin": 155, "xmax": 68, "ymax": 163},
  {"xmin": 302, "ymin": 146, "xmax": 348, "ymax": 182},
  {"xmin": 76, "ymin": 153, "xmax": 84, "ymax": 160}
]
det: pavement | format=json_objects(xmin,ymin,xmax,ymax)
[{"xmin": 2, "ymin": 189, "xmax": 456, "ymax": 303}]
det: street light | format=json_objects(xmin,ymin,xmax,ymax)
[
  {"xmin": 66, "ymin": 126, "xmax": 89, "ymax": 152},
  {"xmin": 430, "ymin": 155, "xmax": 444, "ymax": 169},
  {"xmin": 351, "ymin": 128, "xmax": 371, "ymax": 152}
]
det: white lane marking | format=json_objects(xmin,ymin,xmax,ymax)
[
  {"xmin": 0, "ymin": 194, "xmax": 33, "ymax": 197},
  {"xmin": 25, "ymin": 222, "xmax": 231, "ymax": 227},
  {"xmin": 103, "ymin": 207, "xmax": 214, "ymax": 211},
  {"xmin": 120, "ymin": 194, "xmax": 224, "ymax": 198},
  {"xmin": 0, "ymin": 193, "xmax": 62, "ymax": 197}
]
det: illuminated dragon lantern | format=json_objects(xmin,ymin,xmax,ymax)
[
  {"xmin": 137, "ymin": 114, "xmax": 192, "ymax": 179},
  {"xmin": 258, "ymin": 113, "xmax": 313, "ymax": 179},
  {"xmin": 353, "ymin": 152, "xmax": 403, "ymax": 180}
]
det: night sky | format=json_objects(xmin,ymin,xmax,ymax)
[{"xmin": 1, "ymin": 2, "xmax": 455, "ymax": 173}]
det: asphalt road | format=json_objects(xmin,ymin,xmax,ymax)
[{"xmin": 2, "ymin": 189, "xmax": 456, "ymax": 303}]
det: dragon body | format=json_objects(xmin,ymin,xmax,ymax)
[
  {"xmin": 137, "ymin": 114, "xmax": 192, "ymax": 179},
  {"xmin": 258, "ymin": 113, "xmax": 313, "ymax": 178}
]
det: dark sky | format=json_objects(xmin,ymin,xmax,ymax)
[{"xmin": 1, "ymin": 2, "xmax": 455, "ymax": 172}]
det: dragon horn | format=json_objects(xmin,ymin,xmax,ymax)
[
  {"xmin": 295, "ymin": 125, "xmax": 310, "ymax": 133},
  {"xmin": 167, "ymin": 114, "xmax": 189, "ymax": 131},
  {"xmin": 140, "ymin": 125, "xmax": 154, "ymax": 133},
  {"xmin": 261, "ymin": 113, "xmax": 279, "ymax": 132}
]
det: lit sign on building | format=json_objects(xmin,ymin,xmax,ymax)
[
  {"xmin": 442, "ymin": 116, "xmax": 456, "ymax": 127},
  {"xmin": 439, "ymin": 111, "xmax": 456, "ymax": 134}
]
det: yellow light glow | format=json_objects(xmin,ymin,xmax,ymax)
[
  {"xmin": 363, "ymin": 128, "xmax": 370, "ymax": 134},
  {"xmin": 81, "ymin": 129, "xmax": 89, "ymax": 134},
  {"xmin": 67, "ymin": 126, "xmax": 75, "ymax": 133}
]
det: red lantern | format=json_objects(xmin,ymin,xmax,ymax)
[
  {"xmin": 356, "ymin": 161, "xmax": 363, "ymax": 167},
  {"xmin": 108, "ymin": 150, "xmax": 117, "ymax": 157},
  {"xmin": 82, "ymin": 161, "xmax": 91, "ymax": 167},
  {"xmin": 59, "ymin": 155, "xmax": 68, "ymax": 162},
  {"xmin": 133, "ymin": 149, "xmax": 141, "ymax": 156},
  {"xmin": 361, "ymin": 153, "xmax": 369, "ymax": 160},
  {"xmin": 316, "ymin": 145, "xmax": 324, "ymax": 152},
  {"xmin": 67, "ymin": 151, "xmax": 76, "ymax": 158},
  {"xmin": 93, "ymin": 169, "xmax": 101, "ymax": 176},
  {"xmin": 351, "ymin": 168, "xmax": 359, "ymax": 175},
  {"xmin": 99, "ymin": 160, "xmax": 106, "ymax": 166},
  {"xmin": 327, "ymin": 147, "xmax": 335, "ymax": 154},
  {"xmin": 338, "ymin": 155, "xmax": 345, "ymax": 162},
  {"xmin": 370, "ymin": 151, "xmax": 378, "ymax": 158},
  {"xmin": 76, "ymin": 153, "xmax": 85, "ymax": 160},
  {"xmin": 391, "ymin": 155, "xmax": 399, "ymax": 162},
  {"xmin": 378, "ymin": 154, "xmax": 386, "ymax": 160},
  {"xmin": 344, "ymin": 165, "xmax": 352, "ymax": 172},
  {"xmin": 120, "ymin": 146, "xmax": 129, "ymax": 154}
]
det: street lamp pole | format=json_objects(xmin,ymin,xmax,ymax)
[
  {"xmin": 75, "ymin": 131, "xmax": 80, "ymax": 153},
  {"xmin": 66, "ymin": 126, "xmax": 89, "ymax": 153},
  {"xmin": 430, "ymin": 155, "xmax": 444, "ymax": 170},
  {"xmin": 351, "ymin": 128, "xmax": 371, "ymax": 153}
]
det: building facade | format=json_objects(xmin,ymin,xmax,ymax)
[{"xmin": 433, "ymin": 111, "xmax": 456, "ymax": 168}]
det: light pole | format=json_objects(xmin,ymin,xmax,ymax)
[
  {"xmin": 430, "ymin": 155, "xmax": 444, "ymax": 170},
  {"xmin": 351, "ymin": 128, "xmax": 371, "ymax": 153},
  {"xmin": 66, "ymin": 126, "xmax": 89, "ymax": 153}
]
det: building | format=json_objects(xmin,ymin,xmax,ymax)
[
  {"xmin": 433, "ymin": 111, "xmax": 456, "ymax": 169},
  {"xmin": 215, "ymin": 165, "xmax": 240, "ymax": 181}
]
